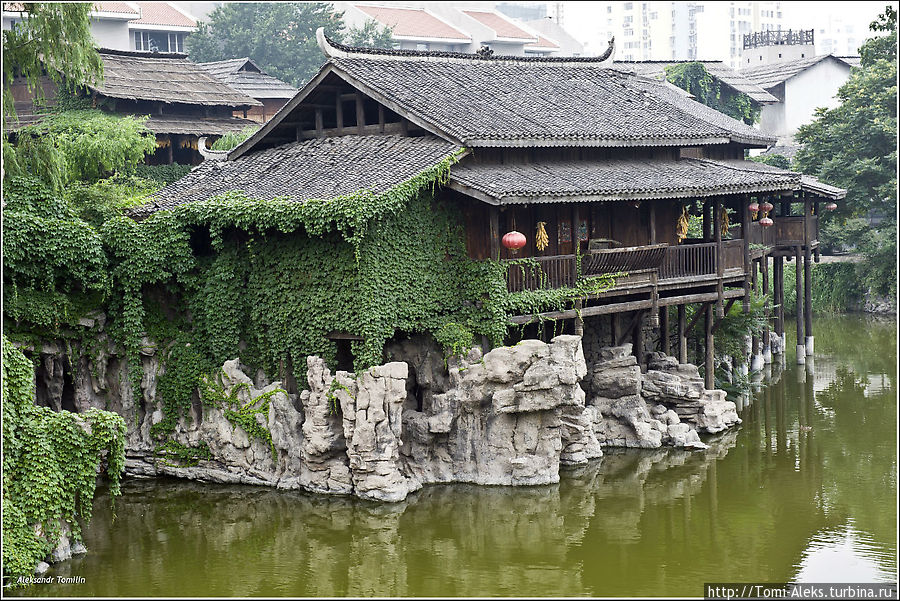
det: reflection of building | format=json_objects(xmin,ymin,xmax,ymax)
[{"xmin": 2, "ymin": 2, "xmax": 198, "ymax": 53}]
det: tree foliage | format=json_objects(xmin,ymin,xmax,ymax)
[
  {"xmin": 665, "ymin": 62, "xmax": 760, "ymax": 125},
  {"xmin": 186, "ymin": 2, "xmax": 347, "ymax": 87},
  {"xmin": 1, "ymin": 3, "xmax": 102, "ymax": 120},
  {"xmin": 794, "ymin": 5, "xmax": 897, "ymax": 300},
  {"xmin": 345, "ymin": 19, "xmax": 395, "ymax": 49}
]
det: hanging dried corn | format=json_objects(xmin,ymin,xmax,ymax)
[
  {"xmin": 721, "ymin": 208, "xmax": 730, "ymax": 238},
  {"xmin": 535, "ymin": 221, "xmax": 549, "ymax": 251},
  {"xmin": 676, "ymin": 205, "xmax": 689, "ymax": 243}
]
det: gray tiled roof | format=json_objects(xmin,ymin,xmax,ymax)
[
  {"xmin": 740, "ymin": 55, "xmax": 846, "ymax": 90},
  {"xmin": 197, "ymin": 58, "xmax": 298, "ymax": 100},
  {"xmin": 612, "ymin": 61, "xmax": 779, "ymax": 104},
  {"xmin": 723, "ymin": 159, "xmax": 847, "ymax": 199},
  {"xmin": 92, "ymin": 49, "xmax": 261, "ymax": 107},
  {"xmin": 448, "ymin": 158, "xmax": 800, "ymax": 204},
  {"xmin": 331, "ymin": 57, "xmax": 775, "ymax": 147},
  {"xmin": 135, "ymin": 134, "xmax": 461, "ymax": 217},
  {"xmin": 144, "ymin": 114, "xmax": 258, "ymax": 135}
]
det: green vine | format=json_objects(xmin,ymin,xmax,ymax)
[{"xmin": 153, "ymin": 440, "xmax": 212, "ymax": 468}]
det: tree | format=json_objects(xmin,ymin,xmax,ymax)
[
  {"xmin": 187, "ymin": 3, "xmax": 347, "ymax": 88},
  {"xmin": 665, "ymin": 62, "xmax": 760, "ymax": 125},
  {"xmin": 345, "ymin": 19, "xmax": 394, "ymax": 49},
  {"xmin": 1, "ymin": 3, "xmax": 102, "ymax": 120},
  {"xmin": 794, "ymin": 5, "xmax": 897, "ymax": 298}
]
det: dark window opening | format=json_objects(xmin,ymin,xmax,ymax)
[
  {"xmin": 335, "ymin": 339, "xmax": 354, "ymax": 372},
  {"xmin": 341, "ymin": 100, "xmax": 357, "ymax": 127}
]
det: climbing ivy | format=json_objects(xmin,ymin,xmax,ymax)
[
  {"xmin": 2, "ymin": 337, "xmax": 126, "ymax": 582},
  {"xmin": 665, "ymin": 62, "xmax": 760, "ymax": 125}
]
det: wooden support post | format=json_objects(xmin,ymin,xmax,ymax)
[
  {"xmin": 378, "ymin": 105, "xmax": 385, "ymax": 133},
  {"xmin": 632, "ymin": 311, "xmax": 645, "ymax": 370},
  {"xmin": 649, "ymin": 202, "xmax": 657, "ymax": 244},
  {"xmin": 489, "ymin": 206, "xmax": 500, "ymax": 260},
  {"xmin": 774, "ymin": 255, "xmax": 784, "ymax": 339},
  {"xmin": 677, "ymin": 304, "xmax": 687, "ymax": 364},
  {"xmin": 661, "ymin": 306, "xmax": 670, "ymax": 356},
  {"xmin": 741, "ymin": 196, "xmax": 752, "ymax": 314},
  {"xmin": 616, "ymin": 310, "xmax": 643, "ymax": 347},
  {"xmin": 335, "ymin": 94, "xmax": 343, "ymax": 134},
  {"xmin": 611, "ymin": 313, "xmax": 618, "ymax": 346},
  {"xmin": 714, "ymin": 197, "xmax": 724, "ymax": 318},
  {"xmin": 803, "ymin": 194, "xmax": 814, "ymax": 355},
  {"xmin": 685, "ymin": 301, "xmax": 710, "ymax": 336},
  {"xmin": 355, "ymin": 92, "xmax": 365, "ymax": 134},
  {"xmin": 705, "ymin": 302, "xmax": 715, "ymax": 389},
  {"xmin": 761, "ymin": 253, "xmax": 771, "ymax": 362},
  {"xmin": 315, "ymin": 108, "xmax": 324, "ymax": 138},
  {"xmin": 574, "ymin": 298, "xmax": 584, "ymax": 337},
  {"xmin": 795, "ymin": 244, "xmax": 805, "ymax": 364},
  {"xmin": 703, "ymin": 200, "xmax": 712, "ymax": 241},
  {"xmin": 750, "ymin": 257, "xmax": 762, "ymax": 371}
]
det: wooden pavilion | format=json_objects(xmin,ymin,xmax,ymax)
[{"xmin": 147, "ymin": 31, "xmax": 845, "ymax": 385}]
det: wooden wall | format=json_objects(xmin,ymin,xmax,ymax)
[{"xmin": 447, "ymin": 190, "xmax": 689, "ymax": 261}]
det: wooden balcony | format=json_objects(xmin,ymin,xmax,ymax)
[
  {"xmin": 503, "ymin": 241, "xmax": 748, "ymax": 293},
  {"xmin": 775, "ymin": 215, "xmax": 818, "ymax": 246}
]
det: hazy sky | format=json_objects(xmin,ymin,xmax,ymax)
[{"xmin": 564, "ymin": 1, "xmax": 892, "ymax": 57}]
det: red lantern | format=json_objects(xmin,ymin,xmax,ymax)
[
  {"xmin": 748, "ymin": 201, "xmax": 760, "ymax": 219},
  {"xmin": 502, "ymin": 231, "xmax": 527, "ymax": 253},
  {"xmin": 759, "ymin": 216, "xmax": 774, "ymax": 227},
  {"xmin": 759, "ymin": 201, "xmax": 774, "ymax": 214},
  {"xmin": 825, "ymin": 202, "xmax": 838, "ymax": 211}
]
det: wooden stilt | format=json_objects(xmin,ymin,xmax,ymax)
[
  {"xmin": 678, "ymin": 304, "xmax": 687, "ymax": 364},
  {"xmin": 803, "ymin": 194, "xmax": 814, "ymax": 356},
  {"xmin": 795, "ymin": 245, "xmax": 805, "ymax": 364},
  {"xmin": 611, "ymin": 313, "xmax": 619, "ymax": 347},
  {"xmin": 575, "ymin": 298, "xmax": 584, "ymax": 337},
  {"xmin": 714, "ymin": 197, "xmax": 724, "ymax": 318},
  {"xmin": 661, "ymin": 306, "xmax": 670, "ymax": 356},
  {"xmin": 761, "ymin": 254, "xmax": 771, "ymax": 362},
  {"xmin": 633, "ymin": 310, "xmax": 645, "ymax": 371},
  {"xmin": 774, "ymin": 255, "xmax": 784, "ymax": 340},
  {"xmin": 705, "ymin": 303, "xmax": 715, "ymax": 389}
]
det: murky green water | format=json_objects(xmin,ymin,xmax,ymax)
[{"xmin": 11, "ymin": 315, "xmax": 897, "ymax": 597}]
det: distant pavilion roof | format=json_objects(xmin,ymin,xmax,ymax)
[
  {"xmin": 92, "ymin": 49, "xmax": 261, "ymax": 108},
  {"xmin": 197, "ymin": 58, "xmax": 298, "ymax": 100},
  {"xmin": 724, "ymin": 159, "xmax": 847, "ymax": 199}
]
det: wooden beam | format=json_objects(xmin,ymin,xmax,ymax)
[{"xmin": 299, "ymin": 121, "xmax": 407, "ymax": 139}]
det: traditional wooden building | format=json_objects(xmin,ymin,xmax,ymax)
[
  {"xmin": 6, "ymin": 48, "xmax": 261, "ymax": 165},
  {"xmin": 196, "ymin": 58, "xmax": 298, "ymax": 123},
  {"xmin": 145, "ymin": 31, "xmax": 845, "ymax": 384}
]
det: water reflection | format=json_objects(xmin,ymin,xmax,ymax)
[{"xmin": 12, "ymin": 315, "xmax": 896, "ymax": 597}]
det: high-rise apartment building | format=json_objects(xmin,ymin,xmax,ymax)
[{"xmin": 596, "ymin": 1, "xmax": 783, "ymax": 65}]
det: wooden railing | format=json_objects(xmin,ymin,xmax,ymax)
[
  {"xmin": 658, "ymin": 243, "xmax": 716, "ymax": 280},
  {"xmin": 723, "ymin": 239, "xmax": 744, "ymax": 270},
  {"xmin": 504, "ymin": 254, "xmax": 577, "ymax": 292}
]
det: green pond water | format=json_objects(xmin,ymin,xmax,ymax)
[{"xmin": 11, "ymin": 315, "xmax": 897, "ymax": 597}]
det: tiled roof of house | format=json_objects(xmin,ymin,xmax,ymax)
[
  {"xmin": 613, "ymin": 60, "xmax": 779, "ymax": 104},
  {"xmin": 835, "ymin": 56, "xmax": 861, "ymax": 68},
  {"xmin": 722, "ymin": 159, "xmax": 846, "ymax": 199},
  {"xmin": 130, "ymin": 2, "xmax": 196, "ymax": 27},
  {"xmin": 449, "ymin": 158, "xmax": 800, "ymax": 204},
  {"xmin": 461, "ymin": 9, "xmax": 537, "ymax": 42},
  {"xmin": 525, "ymin": 35, "xmax": 560, "ymax": 51},
  {"xmin": 741, "ymin": 55, "xmax": 842, "ymax": 89},
  {"xmin": 197, "ymin": 58, "xmax": 298, "ymax": 99},
  {"xmin": 137, "ymin": 135, "xmax": 462, "ymax": 216},
  {"xmin": 95, "ymin": 2, "xmax": 141, "ymax": 17},
  {"xmin": 92, "ymin": 49, "xmax": 261, "ymax": 107},
  {"xmin": 327, "ymin": 54, "xmax": 775, "ymax": 146},
  {"xmin": 355, "ymin": 5, "xmax": 470, "ymax": 41}
]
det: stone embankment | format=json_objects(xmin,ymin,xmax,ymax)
[{"xmin": 25, "ymin": 333, "xmax": 740, "ymax": 504}]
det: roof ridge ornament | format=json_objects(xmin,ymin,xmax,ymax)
[{"xmin": 315, "ymin": 27, "xmax": 616, "ymax": 66}]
